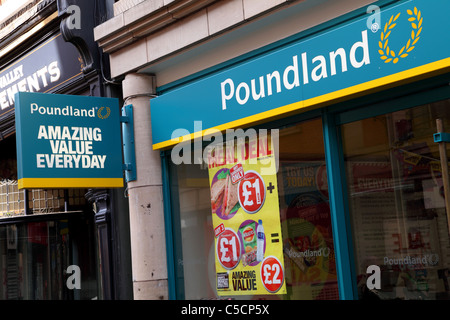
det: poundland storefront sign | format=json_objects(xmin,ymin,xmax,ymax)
[
  {"xmin": 151, "ymin": 0, "xmax": 450, "ymax": 150},
  {"xmin": 15, "ymin": 92, "xmax": 123, "ymax": 189}
]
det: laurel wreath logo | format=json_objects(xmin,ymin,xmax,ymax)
[
  {"xmin": 97, "ymin": 106, "xmax": 111, "ymax": 119},
  {"xmin": 379, "ymin": 7, "xmax": 423, "ymax": 64}
]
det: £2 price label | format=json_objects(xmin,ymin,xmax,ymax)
[
  {"xmin": 216, "ymin": 228, "xmax": 241, "ymax": 270},
  {"xmin": 260, "ymin": 256, "xmax": 285, "ymax": 293},
  {"xmin": 238, "ymin": 170, "xmax": 266, "ymax": 214}
]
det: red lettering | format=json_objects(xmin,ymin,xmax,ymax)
[
  {"xmin": 392, "ymin": 233, "xmax": 403, "ymax": 253},
  {"xmin": 248, "ymin": 139, "xmax": 257, "ymax": 158}
]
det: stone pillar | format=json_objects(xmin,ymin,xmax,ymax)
[{"xmin": 122, "ymin": 73, "xmax": 168, "ymax": 300}]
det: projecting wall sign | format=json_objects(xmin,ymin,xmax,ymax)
[{"xmin": 15, "ymin": 92, "xmax": 124, "ymax": 189}]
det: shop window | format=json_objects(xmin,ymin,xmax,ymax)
[
  {"xmin": 0, "ymin": 135, "xmax": 97, "ymax": 300},
  {"xmin": 342, "ymin": 100, "xmax": 450, "ymax": 300},
  {"xmin": 0, "ymin": 216, "xmax": 98, "ymax": 300},
  {"xmin": 169, "ymin": 117, "xmax": 339, "ymax": 299},
  {"xmin": 0, "ymin": 181, "xmax": 24, "ymax": 216},
  {"xmin": 0, "ymin": 136, "xmax": 86, "ymax": 218}
]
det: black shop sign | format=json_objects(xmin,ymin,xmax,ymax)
[{"xmin": 0, "ymin": 33, "xmax": 83, "ymax": 117}]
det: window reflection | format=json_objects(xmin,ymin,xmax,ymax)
[
  {"xmin": 0, "ymin": 217, "xmax": 98, "ymax": 300},
  {"xmin": 169, "ymin": 118, "xmax": 338, "ymax": 299},
  {"xmin": 342, "ymin": 101, "xmax": 450, "ymax": 300}
]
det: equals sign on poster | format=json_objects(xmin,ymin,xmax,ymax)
[{"xmin": 271, "ymin": 233, "xmax": 280, "ymax": 243}]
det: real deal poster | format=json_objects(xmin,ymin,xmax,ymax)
[{"xmin": 207, "ymin": 131, "xmax": 286, "ymax": 296}]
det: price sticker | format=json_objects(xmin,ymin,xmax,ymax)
[
  {"xmin": 260, "ymin": 256, "xmax": 284, "ymax": 293},
  {"xmin": 238, "ymin": 170, "xmax": 266, "ymax": 214},
  {"xmin": 214, "ymin": 223, "xmax": 225, "ymax": 237},
  {"xmin": 216, "ymin": 228, "xmax": 241, "ymax": 270},
  {"xmin": 230, "ymin": 163, "xmax": 244, "ymax": 184}
]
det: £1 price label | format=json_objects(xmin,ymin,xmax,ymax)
[
  {"xmin": 238, "ymin": 170, "xmax": 266, "ymax": 214},
  {"xmin": 260, "ymin": 256, "xmax": 285, "ymax": 293},
  {"xmin": 216, "ymin": 228, "xmax": 241, "ymax": 270}
]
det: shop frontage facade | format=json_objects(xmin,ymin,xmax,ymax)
[
  {"xmin": 0, "ymin": 0, "xmax": 132, "ymax": 299},
  {"xmin": 95, "ymin": 0, "xmax": 450, "ymax": 299}
]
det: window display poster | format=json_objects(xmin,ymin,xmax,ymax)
[
  {"xmin": 280, "ymin": 162, "xmax": 339, "ymax": 299},
  {"xmin": 207, "ymin": 133, "xmax": 286, "ymax": 296}
]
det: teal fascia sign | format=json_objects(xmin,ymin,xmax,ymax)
[
  {"xmin": 15, "ymin": 92, "xmax": 124, "ymax": 189},
  {"xmin": 150, "ymin": 0, "xmax": 450, "ymax": 150}
]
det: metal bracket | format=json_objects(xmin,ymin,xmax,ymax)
[
  {"xmin": 121, "ymin": 104, "xmax": 136, "ymax": 182},
  {"xmin": 434, "ymin": 132, "xmax": 450, "ymax": 143}
]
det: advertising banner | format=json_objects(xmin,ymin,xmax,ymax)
[
  {"xmin": 15, "ymin": 92, "xmax": 123, "ymax": 189},
  {"xmin": 207, "ymin": 132, "xmax": 286, "ymax": 296}
]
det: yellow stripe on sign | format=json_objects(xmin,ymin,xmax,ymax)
[
  {"xmin": 152, "ymin": 57, "xmax": 450, "ymax": 150},
  {"xmin": 18, "ymin": 178, "xmax": 124, "ymax": 189}
]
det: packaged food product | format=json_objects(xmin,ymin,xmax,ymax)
[{"xmin": 239, "ymin": 221, "xmax": 257, "ymax": 266}]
